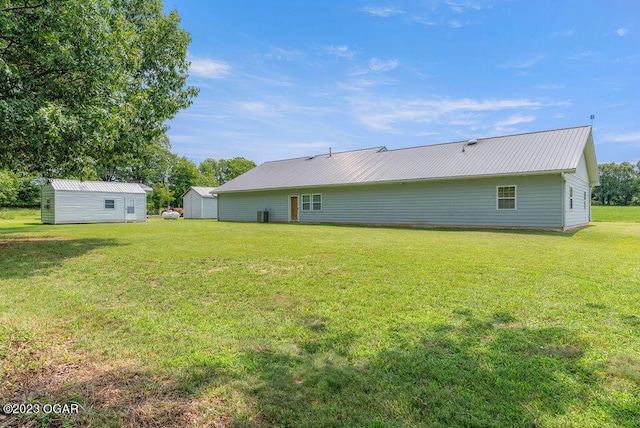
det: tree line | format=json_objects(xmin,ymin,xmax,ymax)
[{"xmin": 592, "ymin": 161, "xmax": 640, "ymax": 206}]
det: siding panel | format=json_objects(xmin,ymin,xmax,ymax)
[{"xmin": 219, "ymin": 174, "xmax": 564, "ymax": 228}]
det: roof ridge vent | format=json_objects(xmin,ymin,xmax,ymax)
[{"xmin": 466, "ymin": 139, "xmax": 478, "ymax": 146}]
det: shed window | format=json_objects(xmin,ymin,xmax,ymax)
[
  {"xmin": 497, "ymin": 186, "xmax": 516, "ymax": 210},
  {"xmin": 301, "ymin": 194, "xmax": 322, "ymax": 211},
  {"xmin": 105, "ymin": 199, "xmax": 115, "ymax": 209},
  {"xmin": 569, "ymin": 186, "xmax": 574, "ymax": 210}
]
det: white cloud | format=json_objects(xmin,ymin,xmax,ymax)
[
  {"xmin": 443, "ymin": 0, "xmax": 486, "ymax": 13},
  {"xmin": 262, "ymin": 47, "xmax": 304, "ymax": 61},
  {"xmin": 448, "ymin": 19, "xmax": 463, "ymax": 28},
  {"xmin": 237, "ymin": 102, "xmax": 274, "ymax": 117},
  {"xmin": 326, "ymin": 45, "xmax": 355, "ymax": 58},
  {"xmin": 616, "ymin": 27, "xmax": 629, "ymax": 36},
  {"xmin": 501, "ymin": 55, "xmax": 545, "ymax": 68},
  {"xmin": 565, "ymin": 51, "xmax": 593, "ymax": 61},
  {"xmin": 188, "ymin": 57, "xmax": 231, "ymax": 79},
  {"xmin": 534, "ymin": 84, "xmax": 565, "ymax": 90},
  {"xmin": 361, "ymin": 6, "xmax": 404, "ymax": 17},
  {"xmin": 368, "ymin": 57, "xmax": 398, "ymax": 73},
  {"xmin": 550, "ymin": 29, "xmax": 575, "ymax": 38},
  {"xmin": 493, "ymin": 114, "xmax": 536, "ymax": 128},
  {"xmin": 351, "ymin": 96, "xmax": 545, "ymax": 131},
  {"xmin": 601, "ymin": 132, "xmax": 640, "ymax": 144}
]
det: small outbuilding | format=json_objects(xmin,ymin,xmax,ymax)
[
  {"xmin": 41, "ymin": 179, "xmax": 149, "ymax": 224},
  {"xmin": 182, "ymin": 186, "xmax": 218, "ymax": 219}
]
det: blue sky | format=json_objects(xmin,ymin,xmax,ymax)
[{"xmin": 164, "ymin": 1, "xmax": 639, "ymax": 165}]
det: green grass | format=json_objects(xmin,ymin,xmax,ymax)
[
  {"xmin": 592, "ymin": 205, "xmax": 640, "ymax": 223},
  {"xmin": 1, "ymin": 212, "xmax": 639, "ymax": 427}
]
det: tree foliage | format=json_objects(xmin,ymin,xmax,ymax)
[
  {"xmin": 197, "ymin": 157, "xmax": 256, "ymax": 187},
  {"xmin": 592, "ymin": 162, "xmax": 640, "ymax": 206},
  {"xmin": 0, "ymin": 0, "xmax": 198, "ymax": 178}
]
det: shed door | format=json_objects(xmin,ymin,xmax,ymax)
[
  {"xmin": 125, "ymin": 198, "xmax": 136, "ymax": 221},
  {"xmin": 290, "ymin": 196, "xmax": 298, "ymax": 222}
]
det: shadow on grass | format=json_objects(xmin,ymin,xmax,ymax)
[
  {"xmin": 3, "ymin": 311, "xmax": 638, "ymax": 427},
  {"xmin": 0, "ymin": 237, "xmax": 120, "ymax": 278},
  {"xmin": 225, "ymin": 311, "xmax": 631, "ymax": 427},
  {"xmin": 302, "ymin": 221, "xmax": 588, "ymax": 238}
]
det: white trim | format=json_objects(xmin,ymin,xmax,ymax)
[
  {"xmin": 496, "ymin": 185, "xmax": 517, "ymax": 210},
  {"xmin": 301, "ymin": 193, "xmax": 322, "ymax": 212}
]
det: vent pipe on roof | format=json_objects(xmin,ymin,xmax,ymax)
[{"xmin": 329, "ymin": 147, "xmax": 332, "ymax": 157}]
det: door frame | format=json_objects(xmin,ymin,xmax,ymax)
[
  {"xmin": 289, "ymin": 194, "xmax": 299, "ymax": 222},
  {"xmin": 125, "ymin": 197, "xmax": 136, "ymax": 221}
]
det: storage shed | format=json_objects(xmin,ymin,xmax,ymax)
[
  {"xmin": 41, "ymin": 179, "xmax": 149, "ymax": 224},
  {"xmin": 182, "ymin": 186, "xmax": 218, "ymax": 219},
  {"xmin": 214, "ymin": 126, "xmax": 599, "ymax": 231}
]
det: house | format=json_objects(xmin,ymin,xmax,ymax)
[
  {"xmin": 182, "ymin": 186, "xmax": 218, "ymax": 219},
  {"xmin": 41, "ymin": 179, "xmax": 150, "ymax": 224},
  {"xmin": 214, "ymin": 126, "xmax": 599, "ymax": 230}
]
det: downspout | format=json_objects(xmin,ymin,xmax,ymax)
[{"xmin": 561, "ymin": 173, "xmax": 566, "ymax": 230}]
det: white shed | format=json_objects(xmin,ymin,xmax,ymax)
[
  {"xmin": 41, "ymin": 179, "xmax": 149, "ymax": 224},
  {"xmin": 182, "ymin": 186, "xmax": 218, "ymax": 219}
]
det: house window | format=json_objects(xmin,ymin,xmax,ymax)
[
  {"xmin": 105, "ymin": 199, "xmax": 115, "ymax": 209},
  {"xmin": 497, "ymin": 186, "xmax": 516, "ymax": 210},
  {"xmin": 569, "ymin": 186, "xmax": 574, "ymax": 210},
  {"xmin": 584, "ymin": 191, "xmax": 587, "ymax": 210},
  {"xmin": 301, "ymin": 194, "xmax": 322, "ymax": 211},
  {"xmin": 312, "ymin": 194, "xmax": 322, "ymax": 211}
]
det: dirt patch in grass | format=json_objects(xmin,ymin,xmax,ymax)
[
  {"xmin": 607, "ymin": 355, "xmax": 640, "ymax": 385},
  {"xmin": 0, "ymin": 341, "xmax": 232, "ymax": 427},
  {"xmin": 0, "ymin": 237, "xmax": 69, "ymax": 248}
]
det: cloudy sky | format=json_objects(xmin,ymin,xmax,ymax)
[{"xmin": 164, "ymin": 1, "xmax": 639, "ymax": 165}]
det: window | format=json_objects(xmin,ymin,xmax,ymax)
[
  {"xmin": 105, "ymin": 199, "xmax": 115, "ymax": 209},
  {"xmin": 497, "ymin": 186, "xmax": 516, "ymax": 210},
  {"xmin": 301, "ymin": 193, "xmax": 322, "ymax": 211},
  {"xmin": 569, "ymin": 186, "xmax": 574, "ymax": 210},
  {"xmin": 302, "ymin": 194, "xmax": 311, "ymax": 211},
  {"xmin": 584, "ymin": 191, "xmax": 587, "ymax": 210},
  {"xmin": 312, "ymin": 194, "xmax": 322, "ymax": 211}
]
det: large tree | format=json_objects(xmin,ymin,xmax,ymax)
[{"xmin": 0, "ymin": 0, "xmax": 197, "ymax": 178}]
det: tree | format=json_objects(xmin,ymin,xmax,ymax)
[
  {"xmin": 592, "ymin": 162, "xmax": 640, "ymax": 206},
  {"xmin": 197, "ymin": 157, "xmax": 256, "ymax": 187},
  {"xmin": 168, "ymin": 156, "xmax": 199, "ymax": 206},
  {"xmin": 0, "ymin": 170, "xmax": 17, "ymax": 205},
  {"xmin": 0, "ymin": 0, "xmax": 198, "ymax": 178}
]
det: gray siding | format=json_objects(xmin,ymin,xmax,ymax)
[
  {"xmin": 51, "ymin": 191, "xmax": 146, "ymax": 224},
  {"xmin": 202, "ymin": 197, "xmax": 218, "ymax": 219},
  {"xmin": 219, "ymin": 174, "xmax": 564, "ymax": 229},
  {"xmin": 219, "ymin": 191, "xmax": 290, "ymax": 222},
  {"xmin": 564, "ymin": 152, "xmax": 591, "ymax": 228},
  {"xmin": 41, "ymin": 184, "xmax": 56, "ymax": 224},
  {"xmin": 184, "ymin": 190, "xmax": 218, "ymax": 219},
  {"xmin": 183, "ymin": 190, "xmax": 200, "ymax": 219}
]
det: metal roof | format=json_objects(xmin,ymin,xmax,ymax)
[
  {"xmin": 48, "ymin": 179, "xmax": 148, "ymax": 194},
  {"xmin": 183, "ymin": 186, "xmax": 218, "ymax": 197},
  {"xmin": 215, "ymin": 126, "xmax": 598, "ymax": 193}
]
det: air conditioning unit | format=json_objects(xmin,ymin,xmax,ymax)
[{"xmin": 257, "ymin": 210, "xmax": 269, "ymax": 223}]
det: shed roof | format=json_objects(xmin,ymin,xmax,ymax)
[
  {"xmin": 48, "ymin": 179, "xmax": 147, "ymax": 194},
  {"xmin": 183, "ymin": 186, "xmax": 218, "ymax": 198},
  {"xmin": 216, "ymin": 126, "xmax": 598, "ymax": 193}
]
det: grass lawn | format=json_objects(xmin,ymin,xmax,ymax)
[
  {"xmin": 1, "ymin": 211, "xmax": 639, "ymax": 427},
  {"xmin": 592, "ymin": 205, "xmax": 640, "ymax": 223}
]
